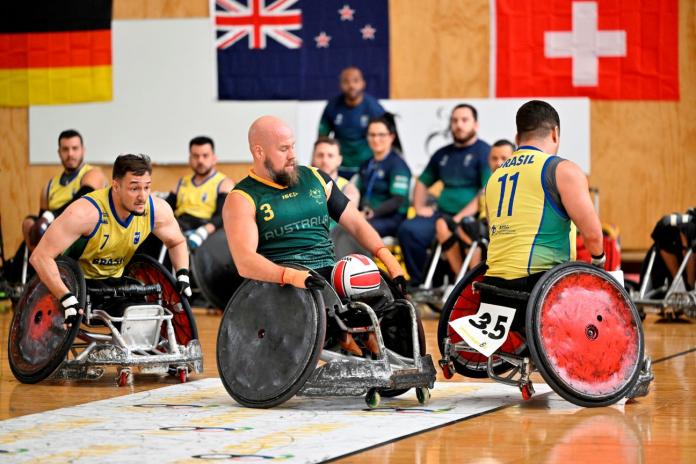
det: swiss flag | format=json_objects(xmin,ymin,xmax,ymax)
[{"xmin": 495, "ymin": 0, "xmax": 679, "ymax": 100}]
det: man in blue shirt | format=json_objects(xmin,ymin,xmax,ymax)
[
  {"xmin": 398, "ymin": 104, "xmax": 491, "ymax": 284},
  {"xmin": 318, "ymin": 67, "xmax": 385, "ymax": 178}
]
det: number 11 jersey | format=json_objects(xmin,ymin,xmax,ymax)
[{"xmin": 485, "ymin": 146, "xmax": 574, "ymax": 279}]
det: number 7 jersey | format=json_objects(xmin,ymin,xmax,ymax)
[{"xmin": 484, "ymin": 146, "xmax": 574, "ymax": 279}]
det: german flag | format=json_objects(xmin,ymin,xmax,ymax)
[{"xmin": 0, "ymin": 1, "xmax": 112, "ymax": 106}]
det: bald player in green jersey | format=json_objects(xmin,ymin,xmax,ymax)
[{"xmin": 223, "ymin": 116, "xmax": 405, "ymax": 292}]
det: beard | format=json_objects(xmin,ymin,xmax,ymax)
[
  {"xmin": 452, "ymin": 129, "xmax": 476, "ymax": 145},
  {"xmin": 127, "ymin": 207, "xmax": 147, "ymax": 216},
  {"xmin": 193, "ymin": 165, "xmax": 213, "ymax": 177},
  {"xmin": 265, "ymin": 158, "xmax": 299, "ymax": 187},
  {"xmin": 62, "ymin": 157, "xmax": 84, "ymax": 173}
]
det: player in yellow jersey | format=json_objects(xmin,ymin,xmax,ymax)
[
  {"xmin": 165, "ymin": 136, "xmax": 235, "ymax": 249},
  {"xmin": 22, "ymin": 130, "xmax": 107, "ymax": 252},
  {"xmin": 1, "ymin": 130, "xmax": 107, "ymax": 297},
  {"xmin": 29, "ymin": 154, "xmax": 192, "ymax": 327},
  {"xmin": 482, "ymin": 100, "xmax": 604, "ymax": 328}
]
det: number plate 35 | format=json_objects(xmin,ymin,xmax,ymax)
[{"xmin": 449, "ymin": 303, "xmax": 517, "ymax": 357}]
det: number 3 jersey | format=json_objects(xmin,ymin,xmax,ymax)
[
  {"xmin": 232, "ymin": 166, "xmax": 335, "ymax": 270},
  {"xmin": 485, "ymin": 146, "xmax": 574, "ymax": 280},
  {"xmin": 65, "ymin": 188, "xmax": 154, "ymax": 279}
]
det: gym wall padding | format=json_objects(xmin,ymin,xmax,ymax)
[{"xmin": 1, "ymin": 0, "xmax": 695, "ymax": 254}]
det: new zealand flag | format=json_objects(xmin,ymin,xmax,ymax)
[{"xmin": 214, "ymin": 0, "xmax": 389, "ymax": 100}]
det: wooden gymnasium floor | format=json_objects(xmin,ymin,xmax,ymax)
[{"xmin": 1, "ymin": 305, "xmax": 695, "ymax": 463}]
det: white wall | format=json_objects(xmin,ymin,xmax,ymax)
[{"xmin": 30, "ymin": 19, "xmax": 590, "ymax": 173}]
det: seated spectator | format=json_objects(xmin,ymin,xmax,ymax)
[
  {"xmin": 355, "ymin": 114, "xmax": 411, "ymax": 237},
  {"xmin": 398, "ymin": 104, "xmax": 491, "ymax": 285},
  {"xmin": 434, "ymin": 139, "xmax": 515, "ymax": 275}
]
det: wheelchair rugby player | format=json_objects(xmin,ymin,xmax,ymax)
[
  {"xmin": 438, "ymin": 101, "xmax": 652, "ymax": 407},
  {"xmin": 218, "ymin": 116, "xmax": 435, "ymax": 408},
  {"xmin": 9, "ymin": 154, "xmax": 202, "ymax": 386}
]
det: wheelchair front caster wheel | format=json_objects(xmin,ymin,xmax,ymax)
[
  {"xmin": 117, "ymin": 368, "xmax": 133, "ymax": 387},
  {"xmin": 439, "ymin": 359, "xmax": 454, "ymax": 379},
  {"xmin": 177, "ymin": 367, "xmax": 188, "ymax": 383},
  {"xmin": 416, "ymin": 387, "xmax": 431, "ymax": 405},
  {"xmin": 366, "ymin": 388, "xmax": 381, "ymax": 409},
  {"xmin": 520, "ymin": 383, "xmax": 535, "ymax": 401}
]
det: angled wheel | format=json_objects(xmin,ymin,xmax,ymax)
[
  {"xmin": 437, "ymin": 263, "xmax": 526, "ymax": 378},
  {"xmin": 190, "ymin": 229, "xmax": 243, "ymax": 310},
  {"xmin": 125, "ymin": 254, "xmax": 198, "ymax": 347},
  {"xmin": 217, "ymin": 279, "xmax": 326, "ymax": 408},
  {"xmin": 526, "ymin": 262, "xmax": 644, "ymax": 407},
  {"xmin": 8, "ymin": 256, "xmax": 85, "ymax": 383}
]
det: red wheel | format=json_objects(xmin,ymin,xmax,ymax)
[
  {"xmin": 8, "ymin": 256, "xmax": 85, "ymax": 383},
  {"xmin": 437, "ymin": 264, "xmax": 526, "ymax": 378},
  {"xmin": 178, "ymin": 368, "xmax": 187, "ymax": 383},
  {"xmin": 125, "ymin": 254, "xmax": 198, "ymax": 347},
  {"xmin": 526, "ymin": 263, "xmax": 644, "ymax": 407}
]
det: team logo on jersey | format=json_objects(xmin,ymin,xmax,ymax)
[
  {"xmin": 201, "ymin": 192, "xmax": 208, "ymax": 202},
  {"xmin": 134, "ymin": 231, "xmax": 141, "ymax": 244},
  {"xmin": 335, "ymin": 114, "xmax": 343, "ymax": 125},
  {"xmin": 360, "ymin": 115, "xmax": 369, "ymax": 127},
  {"xmin": 309, "ymin": 188, "xmax": 323, "ymax": 205},
  {"xmin": 439, "ymin": 155, "xmax": 449, "ymax": 166},
  {"xmin": 464, "ymin": 154, "xmax": 473, "ymax": 167}
]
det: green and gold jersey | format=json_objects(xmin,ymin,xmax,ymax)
[
  {"xmin": 174, "ymin": 171, "xmax": 227, "ymax": 220},
  {"xmin": 485, "ymin": 147, "xmax": 573, "ymax": 279},
  {"xmin": 66, "ymin": 187, "xmax": 154, "ymax": 279},
  {"xmin": 232, "ymin": 166, "xmax": 335, "ymax": 270},
  {"xmin": 46, "ymin": 163, "xmax": 93, "ymax": 212}
]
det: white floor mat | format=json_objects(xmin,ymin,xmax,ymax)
[{"xmin": 0, "ymin": 378, "xmax": 552, "ymax": 463}]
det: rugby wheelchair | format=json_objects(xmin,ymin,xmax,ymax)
[
  {"xmin": 216, "ymin": 268, "xmax": 436, "ymax": 409},
  {"xmin": 627, "ymin": 212, "xmax": 696, "ymax": 321},
  {"xmin": 437, "ymin": 262, "xmax": 653, "ymax": 407},
  {"xmin": 8, "ymin": 254, "xmax": 202, "ymax": 386},
  {"xmin": 410, "ymin": 217, "xmax": 488, "ymax": 313}
]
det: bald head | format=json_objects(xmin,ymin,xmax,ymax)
[
  {"xmin": 247, "ymin": 115, "xmax": 299, "ymax": 186},
  {"xmin": 248, "ymin": 115, "xmax": 292, "ymax": 151}
]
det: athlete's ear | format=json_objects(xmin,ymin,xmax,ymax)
[
  {"xmin": 515, "ymin": 133, "xmax": 520, "ymax": 146},
  {"xmin": 251, "ymin": 144, "xmax": 263, "ymax": 161},
  {"xmin": 551, "ymin": 126, "xmax": 559, "ymax": 144}
]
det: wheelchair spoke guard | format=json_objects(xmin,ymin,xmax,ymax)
[
  {"xmin": 8, "ymin": 256, "xmax": 85, "ymax": 383},
  {"xmin": 217, "ymin": 280, "xmax": 326, "ymax": 408},
  {"xmin": 190, "ymin": 229, "xmax": 242, "ymax": 310},
  {"xmin": 125, "ymin": 254, "xmax": 198, "ymax": 346},
  {"xmin": 526, "ymin": 262, "xmax": 644, "ymax": 407}
]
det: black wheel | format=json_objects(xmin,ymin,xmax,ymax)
[
  {"xmin": 217, "ymin": 280, "xmax": 326, "ymax": 408},
  {"xmin": 8, "ymin": 256, "xmax": 85, "ymax": 383},
  {"xmin": 437, "ymin": 263, "xmax": 526, "ymax": 378},
  {"xmin": 190, "ymin": 229, "xmax": 243, "ymax": 310},
  {"xmin": 526, "ymin": 262, "xmax": 644, "ymax": 407},
  {"xmin": 125, "ymin": 254, "xmax": 198, "ymax": 346}
]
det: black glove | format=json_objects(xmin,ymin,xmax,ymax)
[
  {"xmin": 393, "ymin": 275, "xmax": 408, "ymax": 297},
  {"xmin": 304, "ymin": 270, "xmax": 325, "ymax": 290},
  {"xmin": 60, "ymin": 292, "xmax": 81, "ymax": 326},
  {"xmin": 175, "ymin": 269, "xmax": 192, "ymax": 298},
  {"xmin": 591, "ymin": 252, "xmax": 606, "ymax": 269}
]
